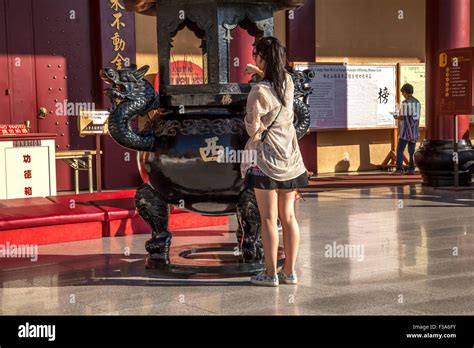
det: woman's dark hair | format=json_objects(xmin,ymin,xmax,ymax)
[{"xmin": 254, "ymin": 36, "xmax": 288, "ymax": 106}]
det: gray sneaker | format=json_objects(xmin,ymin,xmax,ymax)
[
  {"xmin": 277, "ymin": 270, "xmax": 298, "ymax": 285},
  {"xmin": 250, "ymin": 271, "xmax": 279, "ymax": 287}
]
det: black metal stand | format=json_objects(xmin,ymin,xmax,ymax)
[{"xmin": 145, "ymin": 241, "xmax": 285, "ymax": 277}]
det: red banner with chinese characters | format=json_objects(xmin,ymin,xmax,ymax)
[
  {"xmin": 93, "ymin": 0, "xmax": 141, "ymax": 189},
  {"xmin": 438, "ymin": 47, "xmax": 474, "ymax": 115},
  {"xmin": 0, "ymin": 124, "xmax": 29, "ymax": 135},
  {"xmin": 94, "ymin": 0, "xmax": 137, "ymax": 109},
  {"xmin": 98, "ymin": 0, "xmax": 136, "ymax": 75}
]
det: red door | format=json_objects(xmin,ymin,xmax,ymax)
[
  {"xmin": 32, "ymin": 0, "xmax": 95, "ymax": 191},
  {"xmin": 0, "ymin": 0, "xmax": 11, "ymax": 122},
  {"xmin": 0, "ymin": 0, "xmax": 39, "ymax": 131},
  {"xmin": 4, "ymin": 0, "xmax": 38, "ymax": 129},
  {"xmin": 2, "ymin": 0, "xmax": 139, "ymax": 191}
]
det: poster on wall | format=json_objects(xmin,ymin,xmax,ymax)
[
  {"xmin": 400, "ymin": 64, "xmax": 426, "ymax": 126},
  {"xmin": 170, "ymin": 60, "xmax": 204, "ymax": 85},
  {"xmin": 294, "ymin": 63, "xmax": 397, "ymax": 129}
]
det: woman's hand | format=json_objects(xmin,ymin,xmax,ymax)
[{"xmin": 245, "ymin": 64, "xmax": 264, "ymax": 77}]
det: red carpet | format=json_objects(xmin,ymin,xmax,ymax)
[{"xmin": 0, "ymin": 190, "xmax": 228, "ymax": 246}]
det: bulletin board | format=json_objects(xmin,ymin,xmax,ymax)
[{"xmin": 293, "ymin": 63, "xmax": 397, "ymax": 130}]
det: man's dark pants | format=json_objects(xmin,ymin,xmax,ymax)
[{"xmin": 396, "ymin": 138, "xmax": 416, "ymax": 172}]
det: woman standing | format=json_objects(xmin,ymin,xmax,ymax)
[{"xmin": 242, "ymin": 37, "xmax": 309, "ymax": 287}]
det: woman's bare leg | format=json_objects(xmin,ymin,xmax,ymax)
[
  {"xmin": 254, "ymin": 188, "xmax": 279, "ymax": 276},
  {"xmin": 278, "ymin": 189, "xmax": 299, "ymax": 275}
]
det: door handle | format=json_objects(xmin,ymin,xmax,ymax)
[
  {"xmin": 5, "ymin": 89, "xmax": 11, "ymax": 96},
  {"xmin": 38, "ymin": 107, "xmax": 48, "ymax": 119}
]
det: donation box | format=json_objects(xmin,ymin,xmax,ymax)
[{"xmin": 0, "ymin": 133, "xmax": 57, "ymax": 199}]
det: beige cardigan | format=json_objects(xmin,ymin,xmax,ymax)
[{"xmin": 240, "ymin": 72, "xmax": 307, "ymax": 181}]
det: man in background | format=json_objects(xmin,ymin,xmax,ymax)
[{"xmin": 393, "ymin": 83, "xmax": 421, "ymax": 175}]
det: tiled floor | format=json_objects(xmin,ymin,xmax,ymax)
[{"xmin": 1, "ymin": 184, "xmax": 473, "ymax": 315}]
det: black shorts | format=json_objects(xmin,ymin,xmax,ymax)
[{"xmin": 244, "ymin": 166, "xmax": 309, "ymax": 190}]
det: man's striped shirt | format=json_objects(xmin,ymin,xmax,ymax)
[{"xmin": 398, "ymin": 97, "xmax": 421, "ymax": 143}]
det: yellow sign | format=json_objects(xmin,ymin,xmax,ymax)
[
  {"xmin": 79, "ymin": 111, "xmax": 110, "ymax": 135},
  {"xmin": 400, "ymin": 64, "xmax": 426, "ymax": 126},
  {"xmin": 439, "ymin": 53, "xmax": 448, "ymax": 67}
]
